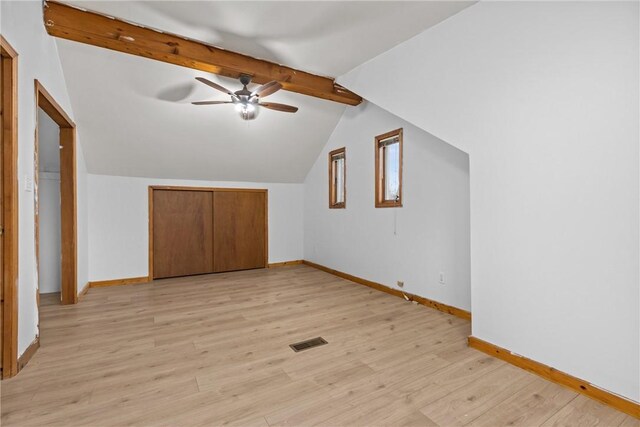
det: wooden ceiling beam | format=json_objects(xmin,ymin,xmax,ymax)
[{"xmin": 43, "ymin": 1, "xmax": 362, "ymax": 106}]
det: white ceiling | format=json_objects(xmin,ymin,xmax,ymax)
[{"xmin": 57, "ymin": 1, "xmax": 475, "ymax": 182}]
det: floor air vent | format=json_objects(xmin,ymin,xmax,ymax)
[{"xmin": 289, "ymin": 337, "xmax": 328, "ymax": 352}]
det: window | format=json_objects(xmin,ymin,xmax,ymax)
[
  {"xmin": 329, "ymin": 147, "xmax": 346, "ymax": 208},
  {"xmin": 375, "ymin": 128, "xmax": 403, "ymax": 208}
]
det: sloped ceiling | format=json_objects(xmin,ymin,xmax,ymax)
[
  {"xmin": 38, "ymin": 109, "xmax": 61, "ymax": 173},
  {"xmin": 57, "ymin": 1, "xmax": 474, "ymax": 182}
]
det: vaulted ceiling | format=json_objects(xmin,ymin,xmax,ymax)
[{"xmin": 56, "ymin": 1, "xmax": 475, "ymax": 182}]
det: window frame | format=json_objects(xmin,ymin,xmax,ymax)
[
  {"xmin": 375, "ymin": 128, "xmax": 403, "ymax": 208},
  {"xmin": 328, "ymin": 147, "xmax": 346, "ymax": 209}
]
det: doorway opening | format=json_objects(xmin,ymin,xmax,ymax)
[
  {"xmin": 1, "ymin": 36, "xmax": 19, "ymax": 378},
  {"xmin": 37, "ymin": 109, "xmax": 62, "ymax": 302},
  {"xmin": 34, "ymin": 81, "xmax": 77, "ymax": 306}
]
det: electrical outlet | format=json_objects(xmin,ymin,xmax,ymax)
[
  {"xmin": 397, "ymin": 281, "xmax": 404, "ymax": 288},
  {"xmin": 439, "ymin": 272, "xmax": 445, "ymax": 284}
]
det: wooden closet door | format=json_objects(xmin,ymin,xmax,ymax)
[
  {"xmin": 153, "ymin": 190, "xmax": 214, "ymax": 278},
  {"xmin": 213, "ymin": 191, "xmax": 266, "ymax": 272}
]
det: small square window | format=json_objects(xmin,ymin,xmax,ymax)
[
  {"xmin": 375, "ymin": 128, "xmax": 403, "ymax": 208},
  {"xmin": 329, "ymin": 148, "xmax": 346, "ymax": 209}
]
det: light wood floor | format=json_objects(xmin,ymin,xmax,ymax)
[{"xmin": 1, "ymin": 265, "xmax": 636, "ymax": 426}]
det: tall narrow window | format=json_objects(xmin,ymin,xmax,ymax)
[
  {"xmin": 375, "ymin": 128, "xmax": 403, "ymax": 208},
  {"xmin": 329, "ymin": 147, "xmax": 346, "ymax": 208}
]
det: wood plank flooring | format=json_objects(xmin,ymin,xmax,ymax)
[{"xmin": 1, "ymin": 265, "xmax": 635, "ymax": 426}]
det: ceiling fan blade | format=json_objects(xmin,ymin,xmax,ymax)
[
  {"xmin": 191, "ymin": 100, "xmax": 233, "ymax": 105},
  {"xmin": 195, "ymin": 77, "xmax": 234, "ymax": 96},
  {"xmin": 259, "ymin": 102, "xmax": 298, "ymax": 113},
  {"xmin": 251, "ymin": 81, "xmax": 282, "ymax": 98}
]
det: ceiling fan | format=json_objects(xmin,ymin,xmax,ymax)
[{"xmin": 192, "ymin": 74, "xmax": 299, "ymax": 120}]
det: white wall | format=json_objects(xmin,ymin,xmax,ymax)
[
  {"xmin": 304, "ymin": 102, "xmax": 471, "ymax": 311},
  {"xmin": 77, "ymin": 140, "xmax": 89, "ymax": 297},
  {"xmin": 339, "ymin": 1, "xmax": 639, "ymax": 401},
  {"xmin": 1, "ymin": 1, "xmax": 90, "ymax": 354},
  {"xmin": 37, "ymin": 109, "xmax": 61, "ymax": 294},
  {"xmin": 87, "ymin": 174, "xmax": 303, "ymax": 282}
]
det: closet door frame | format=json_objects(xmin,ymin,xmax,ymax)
[{"xmin": 148, "ymin": 186, "xmax": 268, "ymax": 280}]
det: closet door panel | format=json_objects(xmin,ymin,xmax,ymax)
[
  {"xmin": 213, "ymin": 191, "xmax": 266, "ymax": 272},
  {"xmin": 153, "ymin": 190, "xmax": 214, "ymax": 278}
]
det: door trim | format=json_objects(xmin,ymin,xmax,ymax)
[
  {"xmin": 148, "ymin": 186, "xmax": 269, "ymax": 279},
  {"xmin": 35, "ymin": 80, "xmax": 77, "ymax": 305},
  {"xmin": 1, "ymin": 35, "xmax": 19, "ymax": 378}
]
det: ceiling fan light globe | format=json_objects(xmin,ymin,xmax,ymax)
[
  {"xmin": 235, "ymin": 100, "xmax": 259, "ymax": 120},
  {"xmin": 238, "ymin": 105, "xmax": 259, "ymax": 120}
]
